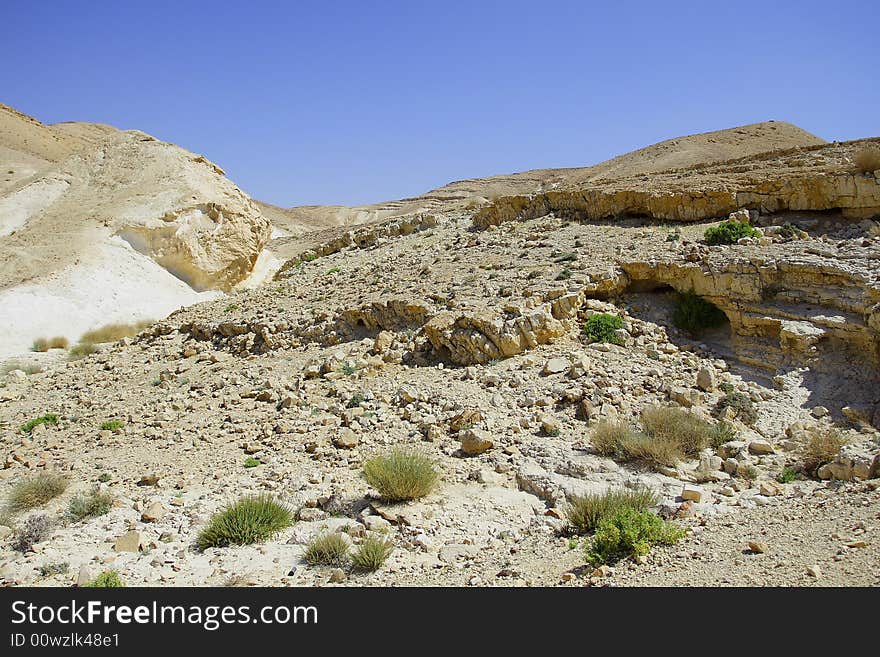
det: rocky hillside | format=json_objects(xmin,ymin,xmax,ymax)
[{"xmin": 0, "ymin": 114, "xmax": 878, "ymax": 587}]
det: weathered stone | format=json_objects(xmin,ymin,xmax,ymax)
[
  {"xmin": 680, "ymin": 484, "xmax": 704, "ymax": 502},
  {"xmin": 696, "ymin": 366, "xmax": 716, "ymax": 392},
  {"xmin": 141, "ymin": 502, "xmax": 165, "ymax": 523},
  {"xmin": 333, "ymin": 428, "xmax": 359, "ymax": 449},
  {"xmin": 459, "ymin": 428, "xmax": 494, "ymax": 455},
  {"xmin": 114, "ymin": 531, "xmax": 141, "ymax": 553}
]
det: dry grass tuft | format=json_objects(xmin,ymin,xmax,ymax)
[
  {"xmin": 853, "ymin": 146, "xmax": 880, "ymax": 173},
  {"xmin": 79, "ymin": 320, "xmax": 153, "ymax": 345}
]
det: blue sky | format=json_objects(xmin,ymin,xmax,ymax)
[{"xmin": 2, "ymin": 1, "xmax": 877, "ymax": 206}]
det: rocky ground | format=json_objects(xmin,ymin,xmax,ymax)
[{"xmin": 1, "ymin": 203, "xmax": 878, "ymax": 587}]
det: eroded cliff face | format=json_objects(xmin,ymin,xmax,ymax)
[{"xmin": 473, "ymin": 140, "xmax": 880, "ymax": 228}]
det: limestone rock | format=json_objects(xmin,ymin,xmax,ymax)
[{"xmin": 460, "ymin": 428, "xmax": 494, "ymax": 455}]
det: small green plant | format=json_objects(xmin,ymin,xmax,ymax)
[
  {"xmin": 346, "ymin": 393, "xmax": 365, "ymax": 409},
  {"xmin": 704, "ymin": 220, "xmax": 760, "ymax": 245},
  {"xmin": 12, "ymin": 514, "xmax": 53, "ymax": 552},
  {"xmin": 665, "ymin": 230, "xmax": 681, "ymax": 242},
  {"xmin": 352, "ymin": 534, "xmax": 394, "ymax": 573},
  {"xmin": 6, "ymin": 472, "xmax": 69, "ymax": 512},
  {"xmin": 740, "ymin": 465, "xmax": 759, "ymax": 481},
  {"xmin": 340, "ymin": 363, "xmax": 357, "ymax": 376},
  {"xmin": 97, "ymin": 473, "xmax": 112, "ymax": 483},
  {"xmin": 778, "ymin": 223, "xmax": 807, "ymax": 240},
  {"xmin": 777, "ymin": 467, "xmax": 797, "ymax": 484},
  {"xmin": 326, "ymin": 267, "xmax": 341, "ymax": 275},
  {"xmin": 671, "ymin": 290, "xmax": 727, "ymax": 336},
  {"xmin": 100, "ymin": 420, "xmax": 124, "ymax": 431},
  {"xmin": 67, "ymin": 486, "xmax": 113, "ymax": 522},
  {"xmin": 565, "ymin": 488, "xmax": 659, "ymax": 534},
  {"xmin": 567, "ymin": 538, "xmax": 579, "ymax": 550},
  {"xmin": 555, "ymin": 267, "xmax": 572, "ymax": 281},
  {"xmin": 85, "ymin": 570, "xmax": 125, "ymax": 587},
  {"xmin": 38, "ymin": 562, "xmax": 69, "ymax": 577},
  {"xmin": 196, "ymin": 495, "xmax": 293, "ymax": 550},
  {"xmin": 585, "ymin": 507, "xmax": 685, "ymax": 566},
  {"xmin": 224, "ymin": 303, "xmax": 239, "ymax": 313},
  {"xmin": 554, "ymin": 252, "xmax": 578, "ymax": 263},
  {"xmin": 20, "ymin": 413, "xmax": 58, "ymax": 434},
  {"xmin": 582, "ymin": 313, "xmax": 624, "ymax": 345},
  {"xmin": 709, "ymin": 421, "xmax": 738, "ymax": 448},
  {"xmin": 363, "ymin": 448, "xmax": 439, "ymax": 502},
  {"xmin": 244, "ymin": 457, "xmax": 260, "ymax": 468},
  {"xmin": 714, "ymin": 392, "xmax": 758, "ymax": 425},
  {"xmin": 304, "ymin": 532, "xmax": 351, "ymax": 567}
]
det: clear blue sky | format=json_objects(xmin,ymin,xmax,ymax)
[{"xmin": 2, "ymin": 1, "xmax": 877, "ymax": 207}]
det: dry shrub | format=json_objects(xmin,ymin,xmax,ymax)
[
  {"xmin": 79, "ymin": 320, "xmax": 153, "ymax": 344},
  {"xmin": 803, "ymin": 430, "xmax": 847, "ymax": 475},
  {"xmin": 48, "ymin": 336, "xmax": 69, "ymax": 349},
  {"xmin": 853, "ymin": 146, "xmax": 880, "ymax": 173}
]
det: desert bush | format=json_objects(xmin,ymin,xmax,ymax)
[
  {"xmin": 803, "ymin": 430, "xmax": 847, "ymax": 475},
  {"xmin": 68, "ymin": 343, "xmax": 99, "ymax": 360},
  {"xmin": 100, "ymin": 420, "xmax": 124, "ymax": 431},
  {"xmin": 671, "ymin": 290, "xmax": 727, "ymax": 336},
  {"xmin": 640, "ymin": 406, "xmax": 712, "ymax": 457},
  {"xmin": 244, "ymin": 457, "xmax": 260, "ymax": 468},
  {"xmin": 565, "ymin": 487, "xmax": 658, "ymax": 534},
  {"xmin": 12, "ymin": 514, "xmax": 53, "ymax": 552},
  {"xmin": 6, "ymin": 472, "xmax": 69, "ymax": 512},
  {"xmin": 585, "ymin": 507, "xmax": 685, "ymax": 566},
  {"xmin": 709, "ymin": 421, "xmax": 738, "ymax": 448},
  {"xmin": 714, "ymin": 392, "xmax": 758, "ymax": 425},
  {"xmin": 590, "ymin": 421, "xmax": 638, "ymax": 460},
  {"xmin": 303, "ymin": 532, "xmax": 350, "ymax": 567},
  {"xmin": 85, "ymin": 570, "xmax": 125, "ymax": 587},
  {"xmin": 196, "ymin": 495, "xmax": 293, "ymax": 550},
  {"xmin": 777, "ymin": 467, "xmax": 797, "ymax": 484},
  {"xmin": 582, "ymin": 313, "xmax": 624, "ymax": 345},
  {"xmin": 618, "ymin": 432, "xmax": 682, "ymax": 467},
  {"xmin": 48, "ymin": 336, "xmax": 69, "ymax": 349},
  {"xmin": 66, "ymin": 486, "xmax": 113, "ymax": 523},
  {"xmin": 19, "ymin": 413, "xmax": 58, "ymax": 434},
  {"xmin": 39, "ymin": 562, "xmax": 69, "ymax": 577},
  {"xmin": 346, "ymin": 392, "xmax": 365, "ymax": 409},
  {"xmin": 79, "ymin": 320, "xmax": 153, "ymax": 345},
  {"xmin": 363, "ymin": 448, "xmax": 439, "ymax": 502},
  {"xmin": 31, "ymin": 338, "xmax": 49, "ymax": 352},
  {"xmin": 704, "ymin": 220, "xmax": 760, "ymax": 245},
  {"xmin": 853, "ymin": 146, "xmax": 880, "ymax": 173},
  {"xmin": 352, "ymin": 534, "xmax": 394, "ymax": 573}
]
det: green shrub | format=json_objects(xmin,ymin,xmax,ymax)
[
  {"xmin": 803, "ymin": 430, "xmax": 847, "ymax": 475},
  {"xmin": 582, "ymin": 313, "xmax": 624, "ymax": 345},
  {"xmin": 704, "ymin": 220, "xmax": 760, "ymax": 245},
  {"xmin": 585, "ymin": 507, "xmax": 685, "ymax": 566},
  {"xmin": 6, "ymin": 472, "xmax": 69, "ymax": 512},
  {"xmin": 197, "ymin": 496, "xmax": 293, "ymax": 550},
  {"xmin": 244, "ymin": 457, "xmax": 260, "ymax": 468},
  {"xmin": 555, "ymin": 267, "xmax": 572, "ymax": 281},
  {"xmin": 565, "ymin": 488, "xmax": 658, "ymax": 534},
  {"xmin": 100, "ymin": 420, "xmax": 124, "ymax": 431},
  {"xmin": 363, "ymin": 449, "xmax": 439, "ymax": 502},
  {"xmin": 671, "ymin": 290, "xmax": 727, "ymax": 336},
  {"xmin": 352, "ymin": 534, "xmax": 394, "ymax": 573},
  {"xmin": 709, "ymin": 421, "xmax": 738, "ymax": 448},
  {"xmin": 777, "ymin": 467, "xmax": 797, "ymax": 484},
  {"xmin": 85, "ymin": 570, "xmax": 125, "ymax": 587},
  {"xmin": 714, "ymin": 392, "xmax": 758, "ymax": 425},
  {"xmin": 20, "ymin": 413, "xmax": 58, "ymax": 433},
  {"xmin": 778, "ymin": 223, "xmax": 807, "ymax": 240},
  {"xmin": 303, "ymin": 532, "xmax": 350, "ymax": 567},
  {"xmin": 66, "ymin": 486, "xmax": 113, "ymax": 522},
  {"xmin": 346, "ymin": 393, "xmax": 365, "ymax": 409}
]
